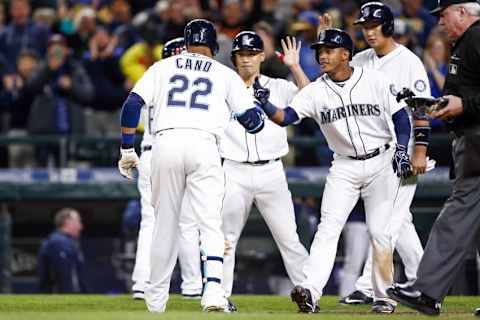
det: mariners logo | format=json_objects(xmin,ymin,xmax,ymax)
[
  {"xmin": 414, "ymin": 80, "xmax": 426, "ymax": 92},
  {"xmin": 389, "ymin": 84, "xmax": 398, "ymax": 96},
  {"xmin": 319, "ymin": 31, "xmax": 326, "ymax": 41},
  {"xmin": 242, "ymin": 35, "xmax": 254, "ymax": 46}
]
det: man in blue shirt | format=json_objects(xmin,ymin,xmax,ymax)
[{"xmin": 37, "ymin": 208, "xmax": 89, "ymax": 293}]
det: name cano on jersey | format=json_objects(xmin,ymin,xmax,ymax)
[
  {"xmin": 175, "ymin": 57, "xmax": 212, "ymax": 72},
  {"xmin": 320, "ymin": 104, "xmax": 381, "ymax": 124}
]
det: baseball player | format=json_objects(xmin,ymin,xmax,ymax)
[
  {"xmin": 220, "ymin": 31, "xmax": 310, "ymax": 304},
  {"xmin": 338, "ymin": 2, "xmax": 431, "ymax": 309},
  {"xmin": 118, "ymin": 19, "xmax": 265, "ymax": 313},
  {"xmin": 131, "ymin": 37, "xmax": 202, "ymax": 300},
  {"xmin": 253, "ymin": 28, "xmax": 413, "ymax": 313}
]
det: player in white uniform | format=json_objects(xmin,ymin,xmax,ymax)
[
  {"xmin": 131, "ymin": 37, "xmax": 202, "ymax": 300},
  {"xmin": 117, "ymin": 19, "xmax": 265, "ymax": 313},
  {"xmin": 338, "ymin": 2, "xmax": 431, "ymax": 308},
  {"xmin": 220, "ymin": 31, "xmax": 310, "ymax": 303},
  {"xmin": 253, "ymin": 28, "xmax": 413, "ymax": 313}
]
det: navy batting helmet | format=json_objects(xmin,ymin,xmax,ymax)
[
  {"xmin": 311, "ymin": 28, "xmax": 354, "ymax": 62},
  {"xmin": 162, "ymin": 37, "xmax": 185, "ymax": 59},
  {"xmin": 354, "ymin": 2, "xmax": 394, "ymax": 37},
  {"xmin": 184, "ymin": 19, "xmax": 219, "ymax": 56},
  {"xmin": 230, "ymin": 31, "xmax": 264, "ymax": 64}
]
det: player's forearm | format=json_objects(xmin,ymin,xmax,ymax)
[
  {"xmin": 413, "ymin": 119, "xmax": 431, "ymax": 148},
  {"xmin": 392, "ymin": 108, "xmax": 411, "ymax": 149},
  {"xmin": 288, "ymin": 64, "xmax": 310, "ymax": 89},
  {"xmin": 260, "ymin": 102, "xmax": 298, "ymax": 126},
  {"xmin": 120, "ymin": 92, "xmax": 144, "ymax": 148}
]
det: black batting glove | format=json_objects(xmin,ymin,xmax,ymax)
[
  {"xmin": 392, "ymin": 145, "xmax": 412, "ymax": 179},
  {"xmin": 253, "ymin": 77, "xmax": 270, "ymax": 106}
]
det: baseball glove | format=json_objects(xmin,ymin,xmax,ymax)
[{"xmin": 396, "ymin": 88, "xmax": 449, "ymax": 120}]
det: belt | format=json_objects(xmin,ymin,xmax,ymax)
[
  {"xmin": 142, "ymin": 145, "xmax": 152, "ymax": 152},
  {"xmin": 348, "ymin": 144, "xmax": 390, "ymax": 160},
  {"xmin": 242, "ymin": 158, "xmax": 280, "ymax": 165}
]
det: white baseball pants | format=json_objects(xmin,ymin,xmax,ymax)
[
  {"xmin": 302, "ymin": 148, "xmax": 396, "ymax": 304},
  {"xmin": 221, "ymin": 159, "xmax": 308, "ymax": 297},
  {"xmin": 146, "ymin": 129, "xmax": 226, "ymax": 312},
  {"xmin": 355, "ymin": 180, "xmax": 424, "ymax": 293}
]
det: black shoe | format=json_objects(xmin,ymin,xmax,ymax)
[
  {"xmin": 474, "ymin": 307, "xmax": 480, "ymax": 316},
  {"xmin": 371, "ymin": 300, "xmax": 395, "ymax": 314},
  {"xmin": 227, "ymin": 298, "xmax": 237, "ymax": 312},
  {"xmin": 182, "ymin": 293, "xmax": 202, "ymax": 299},
  {"xmin": 339, "ymin": 290, "xmax": 374, "ymax": 305},
  {"xmin": 387, "ymin": 284, "xmax": 441, "ymax": 316},
  {"xmin": 290, "ymin": 285, "xmax": 319, "ymax": 313}
]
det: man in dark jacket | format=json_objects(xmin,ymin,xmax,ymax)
[
  {"xmin": 38, "ymin": 208, "xmax": 89, "ymax": 293},
  {"xmin": 387, "ymin": 0, "xmax": 480, "ymax": 316}
]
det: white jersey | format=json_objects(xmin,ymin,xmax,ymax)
[
  {"xmin": 140, "ymin": 108, "xmax": 153, "ymax": 147},
  {"xmin": 289, "ymin": 67, "xmax": 402, "ymax": 157},
  {"xmin": 132, "ymin": 52, "xmax": 255, "ymax": 137},
  {"xmin": 351, "ymin": 45, "xmax": 431, "ymax": 154},
  {"xmin": 219, "ymin": 75, "xmax": 298, "ymax": 162}
]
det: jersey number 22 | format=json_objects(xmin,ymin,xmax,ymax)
[{"xmin": 167, "ymin": 74, "xmax": 212, "ymax": 110}]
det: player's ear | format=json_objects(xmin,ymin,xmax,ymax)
[{"xmin": 259, "ymin": 51, "xmax": 265, "ymax": 63}]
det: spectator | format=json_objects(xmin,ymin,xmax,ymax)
[
  {"xmin": 0, "ymin": 2, "xmax": 6, "ymax": 34},
  {"xmin": 0, "ymin": 0, "xmax": 49, "ymax": 73},
  {"xmin": 1, "ymin": 50, "xmax": 40, "ymax": 167},
  {"xmin": 254, "ymin": 21, "xmax": 290, "ymax": 79},
  {"xmin": 83, "ymin": 27, "xmax": 128, "ymax": 137},
  {"xmin": 37, "ymin": 208, "xmax": 89, "ymax": 293},
  {"xmin": 423, "ymin": 31, "xmax": 449, "ymax": 98},
  {"xmin": 291, "ymin": 10, "xmax": 321, "ymax": 81},
  {"xmin": 393, "ymin": 18, "xmax": 422, "ymax": 56},
  {"xmin": 400, "ymin": 0, "xmax": 437, "ymax": 46},
  {"xmin": 67, "ymin": 7, "xmax": 97, "ymax": 59},
  {"xmin": 219, "ymin": 0, "xmax": 248, "ymax": 39},
  {"xmin": 26, "ymin": 34, "xmax": 93, "ymax": 166}
]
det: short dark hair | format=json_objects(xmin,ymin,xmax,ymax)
[
  {"xmin": 54, "ymin": 208, "xmax": 77, "ymax": 229},
  {"xmin": 253, "ymin": 21, "xmax": 274, "ymax": 38}
]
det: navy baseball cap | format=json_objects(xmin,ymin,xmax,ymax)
[{"xmin": 430, "ymin": 0, "xmax": 480, "ymax": 16}]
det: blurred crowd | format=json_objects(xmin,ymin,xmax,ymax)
[{"xmin": 0, "ymin": 0, "xmax": 451, "ymax": 168}]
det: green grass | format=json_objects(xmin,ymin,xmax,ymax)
[{"xmin": 0, "ymin": 295, "xmax": 477, "ymax": 320}]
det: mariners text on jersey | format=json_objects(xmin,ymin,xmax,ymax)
[
  {"xmin": 320, "ymin": 103, "xmax": 381, "ymax": 124},
  {"xmin": 175, "ymin": 57, "xmax": 212, "ymax": 72}
]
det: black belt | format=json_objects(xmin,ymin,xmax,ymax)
[
  {"xmin": 242, "ymin": 158, "xmax": 280, "ymax": 165},
  {"xmin": 348, "ymin": 144, "xmax": 390, "ymax": 160},
  {"xmin": 142, "ymin": 145, "xmax": 152, "ymax": 152}
]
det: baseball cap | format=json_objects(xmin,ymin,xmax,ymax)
[
  {"xmin": 292, "ymin": 11, "xmax": 319, "ymax": 31},
  {"xmin": 48, "ymin": 34, "xmax": 67, "ymax": 47},
  {"xmin": 430, "ymin": 0, "xmax": 480, "ymax": 16}
]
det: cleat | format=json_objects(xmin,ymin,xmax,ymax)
[
  {"xmin": 132, "ymin": 290, "xmax": 145, "ymax": 300},
  {"xmin": 371, "ymin": 300, "xmax": 395, "ymax": 314},
  {"xmin": 387, "ymin": 284, "xmax": 441, "ymax": 316},
  {"xmin": 290, "ymin": 285, "xmax": 319, "ymax": 313},
  {"xmin": 227, "ymin": 298, "xmax": 238, "ymax": 312},
  {"xmin": 339, "ymin": 290, "xmax": 374, "ymax": 305}
]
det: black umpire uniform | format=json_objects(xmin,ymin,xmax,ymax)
[{"xmin": 388, "ymin": 0, "xmax": 480, "ymax": 314}]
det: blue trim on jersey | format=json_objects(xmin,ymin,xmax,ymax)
[
  {"xmin": 236, "ymin": 107, "xmax": 265, "ymax": 134},
  {"xmin": 392, "ymin": 107, "xmax": 411, "ymax": 149},
  {"xmin": 281, "ymin": 106, "xmax": 300, "ymax": 126},
  {"xmin": 120, "ymin": 92, "xmax": 144, "ymax": 129}
]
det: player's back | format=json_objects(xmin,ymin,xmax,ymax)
[{"xmin": 132, "ymin": 52, "xmax": 252, "ymax": 137}]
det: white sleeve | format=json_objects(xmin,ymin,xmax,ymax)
[
  {"xmin": 226, "ymin": 71, "xmax": 255, "ymax": 113},
  {"xmin": 288, "ymin": 84, "xmax": 316, "ymax": 120},
  {"xmin": 409, "ymin": 58, "xmax": 432, "ymax": 98},
  {"xmin": 132, "ymin": 64, "xmax": 157, "ymax": 106},
  {"xmin": 279, "ymin": 80, "xmax": 299, "ymax": 106},
  {"xmin": 380, "ymin": 73, "xmax": 405, "ymax": 116}
]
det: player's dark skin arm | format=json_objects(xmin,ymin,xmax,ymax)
[{"xmin": 412, "ymin": 119, "xmax": 429, "ymax": 175}]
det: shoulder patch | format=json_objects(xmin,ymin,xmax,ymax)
[{"xmin": 414, "ymin": 79, "xmax": 426, "ymax": 92}]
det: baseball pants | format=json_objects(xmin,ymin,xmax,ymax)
[
  {"xmin": 222, "ymin": 159, "xmax": 308, "ymax": 297},
  {"xmin": 355, "ymin": 180, "xmax": 424, "ymax": 294},
  {"xmin": 302, "ymin": 148, "xmax": 396, "ymax": 304},
  {"xmin": 132, "ymin": 149, "xmax": 203, "ymax": 296},
  {"xmin": 146, "ymin": 129, "xmax": 226, "ymax": 312}
]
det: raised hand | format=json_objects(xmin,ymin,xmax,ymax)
[{"xmin": 278, "ymin": 36, "xmax": 301, "ymax": 68}]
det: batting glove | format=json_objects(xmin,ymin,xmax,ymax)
[
  {"xmin": 253, "ymin": 77, "xmax": 270, "ymax": 106},
  {"xmin": 392, "ymin": 145, "xmax": 412, "ymax": 179},
  {"xmin": 118, "ymin": 148, "xmax": 140, "ymax": 180}
]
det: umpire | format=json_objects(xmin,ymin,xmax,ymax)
[{"xmin": 387, "ymin": 0, "xmax": 480, "ymax": 316}]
